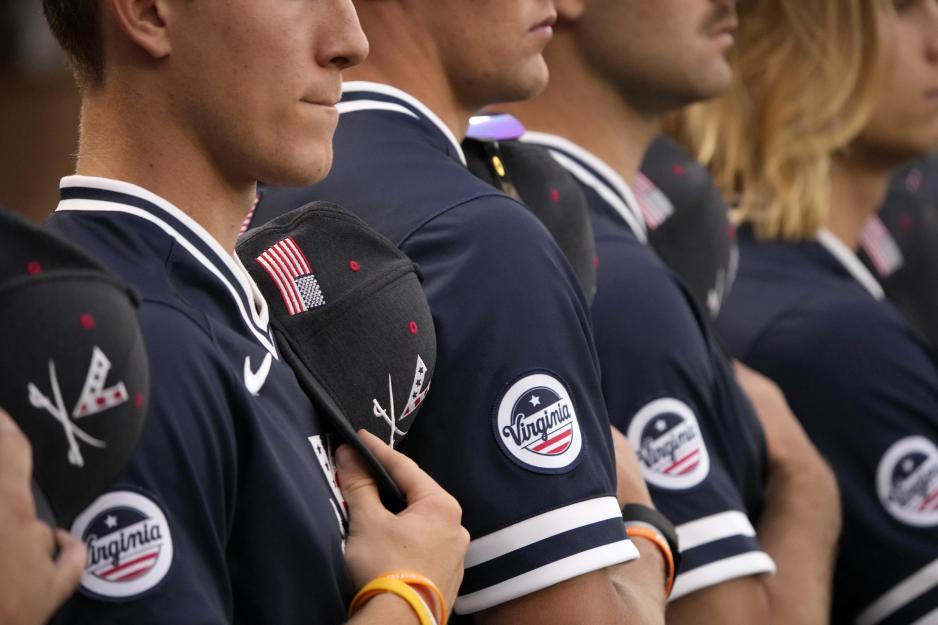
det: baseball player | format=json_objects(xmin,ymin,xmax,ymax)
[
  {"xmin": 39, "ymin": 1, "xmax": 469, "ymax": 624},
  {"xmin": 500, "ymin": 1, "xmax": 840, "ymax": 623},
  {"xmin": 684, "ymin": 1, "xmax": 938, "ymax": 622},
  {"xmin": 254, "ymin": 1, "xmax": 673, "ymax": 624}
]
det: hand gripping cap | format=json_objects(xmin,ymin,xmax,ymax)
[{"xmin": 0, "ymin": 208, "xmax": 149, "ymax": 528}]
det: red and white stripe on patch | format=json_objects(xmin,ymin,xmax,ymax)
[{"xmin": 255, "ymin": 237, "xmax": 326, "ymax": 316}]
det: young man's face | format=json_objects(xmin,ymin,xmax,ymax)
[
  {"xmin": 857, "ymin": 0, "xmax": 938, "ymax": 164},
  {"xmin": 575, "ymin": 0, "xmax": 738, "ymax": 114},
  {"xmin": 165, "ymin": 0, "xmax": 368, "ymax": 187},
  {"xmin": 427, "ymin": 0, "xmax": 557, "ymax": 110}
]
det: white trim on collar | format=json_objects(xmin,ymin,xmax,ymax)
[
  {"xmin": 341, "ymin": 81, "xmax": 468, "ymax": 166},
  {"xmin": 57, "ymin": 175, "xmax": 277, "ymax": 356},
  {"xmin": 520, "ymin": 131, "xmax": 648, "ymax": 243},
  {"xmin": 816, "ymin": 228, "xmax": 885, "ymax": 300}
]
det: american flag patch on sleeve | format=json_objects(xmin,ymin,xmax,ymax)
[{"xmin": 255, "ymin": 237, "xmax": 325, "ymax": 315}]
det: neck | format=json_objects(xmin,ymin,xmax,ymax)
[
  {"xmin": 343, "ymin": 8, "xmax": 473, "ymax": 141},
  {"xmin": 502, "ymin": 37, "xmax": 658, "ymax": 185},
  {"xmin": 75, "ymin": 86, "xmax": 255, "ymax": 252},
  {"xmin": 827, "ymin": 152, "xmax": 891, "ymax": 251}
]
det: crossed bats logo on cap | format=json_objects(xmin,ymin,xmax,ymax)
[{"xmin": 27, "ymin": 346, "xmax": 129, "ymax": 468}]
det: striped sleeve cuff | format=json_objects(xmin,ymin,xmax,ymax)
[
  {"xmin": 856, "ymin": 559, "xmax": 938, "ymax": 625},
  {"xmin": 454, "ymin": 497, "xmax": 639, "ymax": 614},
  {"xmin": 669, "ymin": 510, "xmax": 777, "ymax": 601}
]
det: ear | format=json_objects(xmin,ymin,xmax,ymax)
[
  {"xmin": 107, "ymin": 0, "xmax": 173, "ymax": 60},
  {"xmin": 556, "ymin": 0, "xmax": 586, "ymax": 23}
]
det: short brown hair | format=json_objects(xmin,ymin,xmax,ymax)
[{"xmin": 42, "ymin": 0, "xmax": 104, "ymax": 85}]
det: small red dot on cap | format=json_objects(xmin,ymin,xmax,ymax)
[
  {"xmin": 593, "ymin": 256, "xmax": 600, "ymax": 270},
  {"xmin": 135, "ymin": 393, "xmax": 144, "ymax": 409},
  {"xmin": 900, "ymin": 213, "xmax": 914, "ymax": 231},
  {"xmin": 80, "ymin": 314, "xmax": 96, "ymax": 330},
  {"xmin": 672, "ymin": 164, "xmax": 686, "ymax": 177},
  {"xmin": 727, "ymin": 223, "xmax": 737, "ymax": 238},
  {"xmin": 550, "ymin": 189, "xmax": 561, "ymax": 203},
  {"xmin": 409, "ymin": 321, "xmax": 419, "ymax": 335},
  {"xmin": 349, "ymin": 260, "xmax": 361, "ymax": 272},
  {"xmin": 26, "ymin": 261, "xmax": 42, "ymax": 275}
]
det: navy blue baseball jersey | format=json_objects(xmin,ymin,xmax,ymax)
[
  {"xmin": 520, "ymin": 132, "xmax": 775, "ymax": 601},
  {"xmin": 253, "ymin": 82, "xmax": 637, "ymax": 617},
  {"xmin": 45, "ymin": 177, "xmax": 353, "ymax": 624},
  {"xmin": 717, "ymin": 225, "xmax": 938, "ymax": 625}
]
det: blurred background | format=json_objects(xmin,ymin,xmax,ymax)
[{"xmin": 1, "ymin": 2, "xmax": 81, "ymax": 223}]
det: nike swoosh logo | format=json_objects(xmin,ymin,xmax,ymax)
[{"xmin": 244, "ymin": 353, "xmax": 273, "ymax": 396}]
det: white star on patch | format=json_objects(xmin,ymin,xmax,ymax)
[
  {"xmin": 104, "ymin": 515, "xmax": 118, "ymax": 529},
  {"xmin": 655, "ymin": 419, "xmax": 667, "ymax": 432},
  {"xmin": 903, "ymin": 459, "xmax": 915, "ymax": 473},
  {"xmin": 529, "ymin": 395, "xmax": 541, "ymax": 407}
]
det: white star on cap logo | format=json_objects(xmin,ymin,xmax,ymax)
[{"xmin": 529, "ymin": 395, "xmax": 541, "ymax": 407}]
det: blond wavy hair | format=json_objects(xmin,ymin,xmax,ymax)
[{"xmin": 669, "ymin": 0, "xmax": 888, "ymax": 241}]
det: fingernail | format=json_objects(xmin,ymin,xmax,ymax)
[{"xmin": 335, "ymin": 444, "xmax": 353, "ymax": 470}]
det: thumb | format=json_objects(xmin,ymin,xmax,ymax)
[
  {"xmin": 49, "ymin": 529, "xmax": 85, "ymax": 611},
  {"xmin": 335, "ymin": 443, "xmax": 383, "ymax": 518}
]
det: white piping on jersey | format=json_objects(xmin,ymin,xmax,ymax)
[
  {"xmin": 521, "ymin": 131, "xmax": 648, "ymax": 243},
  {"xmin": 342, "ymin": 81, "xmax": 468, "ymax": 166},
  {"xmin": 856, "ymin": 558, "xmax": 938, "ymax": 625},
  {"xmin": 57, "ymin": 176, "xmax": 278, "ymax": 357},
  {"xmin": 669, "ymin": 551, "xmax": 777, "ymax": 601},
  {"xmin": 675, "ymin": 510, "xmax": 757, "ymax": 552},
  {"xmin": 463, "ymin": 496, "xmax": 623, "ymax": 568},
  {"xmin": 336, "ymin": 100, "xmax": 419, "ymax": 120},
  {"xmin": 455, "ymin": 540, "xmax": 639, "ymax": 615},
  {"xmin": 910, "ymin": 606, "xmax": 938, "ymax": 625},
  {"xmin": 816, "ymin": 228, "xmax": 885, "ymax": 301}
]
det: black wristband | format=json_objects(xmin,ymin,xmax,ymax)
[{"xmin": 622, "ymin": 503, "xmax": 682, "ymax": 577}]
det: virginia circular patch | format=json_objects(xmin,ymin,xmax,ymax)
[
  {"xmin": 877, "ymin": 436, "xmax": 938, "ymax": 527},
  {"xmin": 494, "ymin": 372, "xmax": 582, "ymax": 473},
  {"xmin": 70, "ymin": 490, "xmax": 173, "ymax": 599},
  {"xmin": 627, "ymin": 398, "xmax": 710, "ymax": 490}
]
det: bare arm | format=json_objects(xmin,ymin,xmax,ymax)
[
  {"xmin": 668, "ymin": 364, "xmax": 840, "ymax": 625},
  {"xmin": 473, "ymin": 427, "xmax": 667, "ymax": 625}
]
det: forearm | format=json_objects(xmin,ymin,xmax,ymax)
[
  {"xmin": 476, "ymin": 539, "xmax": 667, "ymax": 625},
  {"xmin": 609, "ymin": 537, "xmax": 668, "ymax": 625},
  {"xmin": 757, "ymin": 457, "xmax": 840, "ymax": 625}
]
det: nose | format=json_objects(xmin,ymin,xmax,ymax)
[{"xmin": 318, "ymin": 0, "xmax": 370, "ymax": 71}]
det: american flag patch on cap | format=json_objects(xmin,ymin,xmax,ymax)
[{"xmin": 255, "ymin": 237, "xmax": 325, "ymax": 315}]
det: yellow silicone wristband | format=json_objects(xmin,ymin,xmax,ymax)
[
  {"xmin": 379, "ymin": 571, "xmax": 447, "ymax": 625},
  {"xmin": 349, "ymin": 577, "xmax": 435, "ymax": 625}
]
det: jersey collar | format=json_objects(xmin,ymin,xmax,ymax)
[
  {"xmin": 816, "ymin": 228, "xmax": 885, "ymax": 301},
  {"xmin": 56, "ymin": 175, "xmax": 279, "ymax": 356},
  {"xmin": 520, "ymin": 131, "xmax": 648, "ymax": 243},
  {"xmin": 340, "ymin": 81, "xmax": 468, "ymax": 166}
]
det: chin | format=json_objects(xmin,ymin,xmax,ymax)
[{"xmin": 261, "ymin": 151, "xmax": 334, "ymax": 188}]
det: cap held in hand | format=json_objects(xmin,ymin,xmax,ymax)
[
  {"xmin": 0, "ymin": 208, "xmax": 149, "ymax": 529},
  {"xmin": 237, "ymin": 202, "xmax": 438, "ymax": 508}
]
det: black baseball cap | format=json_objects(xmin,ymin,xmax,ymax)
[
  {"xmin": 236, "ymin": 202, "xmax": 437, "ymax": 509},
  {"xmin": 465, "ymin": 114, "xmax": 598, "ymax": 303},
  {"xmin": 640, "ymin": 135, "xmax": 736, "ymax": 319},
  {"xmin": 0, "ymin": 207, "xmax": 149, "ymax": 528},
  {"xmin": 860, "ymin": 176, "xmax": 938, "ymax": 350}
]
